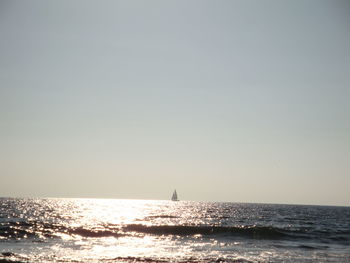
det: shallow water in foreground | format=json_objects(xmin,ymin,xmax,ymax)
[{"xmin": 0, "ymin": 198, "xmax": 349, "ymax": 263}]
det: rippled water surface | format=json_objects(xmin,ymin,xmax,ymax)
[{"xmin": 0, "ymin": 198, "xmax": 349, "ymax": 263}]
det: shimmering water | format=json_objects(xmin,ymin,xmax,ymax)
[{"xmin": 0, "ymin": 198, "xmax": 349, "ymax": 263}]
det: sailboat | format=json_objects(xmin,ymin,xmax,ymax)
[{"xmin": 171, "ymin": 189, "xmax": 179, "ymax": 201}]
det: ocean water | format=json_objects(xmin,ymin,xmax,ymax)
[{"xmin": 0, "ymin": 198, "xmax": 349, "ymax": 263}]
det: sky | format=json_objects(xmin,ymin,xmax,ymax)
[{"xmin": 0, "ymin": 0, "xmax": 349, "ymax": 206}]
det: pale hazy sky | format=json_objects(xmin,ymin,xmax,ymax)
[{"xmin": 1, "ymin": 0, "xmax": 349, "ymax": 206}]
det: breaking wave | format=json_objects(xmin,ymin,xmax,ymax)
[
  {"xmin": 123, "ymin": 224, "xmax": 292, "ymax": 239},
  {"xmin": 3, "ymin": 221, "xmax": 346, "ymax": 242}
]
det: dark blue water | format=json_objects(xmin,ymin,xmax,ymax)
[{"xmin": 0, "ymin": 198, "xmax": 349, "ymax": 262}]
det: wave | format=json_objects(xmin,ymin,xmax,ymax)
[
  {"xmin": 110, "ymin": 256, "xmax": 254, "ymax": 263},
  {"xmin": 123, "ymin": 224, "xmax": 291, "ymax": 239},
  {"xmin": 0, "ymin": 222, "xmax": 121, "ymax": 239},
  {"xmin": 69, "ymin": 227, "xmax": 121, "ymax": 238},
  {"xmin": 1, "ymin": 253, "xmax": 255, "ymax": 263},
  {"xmin": 145, "ymin": 215, "xmax": 180, "ymax": 219},
  {"xmin": 1, "ymin": 221, "xmax": 349, "ymax": 243},
  {"xmin": 122, "ymin": 224, "xmax": 350, "ymax": 243}
]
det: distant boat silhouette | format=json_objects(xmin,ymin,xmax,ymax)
[{"xmin": 171, "ymin": 190, "xmax": 179, "ymax": 201}]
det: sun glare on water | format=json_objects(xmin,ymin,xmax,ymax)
[{"xmin": 43, "ymin": 198, "xmax": 191, "ymax": 261}]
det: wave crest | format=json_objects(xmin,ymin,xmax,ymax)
[{"xmin": 123, "ymin": 224, "xmax": 289, "ymax": 239}]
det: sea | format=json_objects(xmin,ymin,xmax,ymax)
[{"xmin": 0, "ymin": 198, "xmax": 349, "ymax": 263}]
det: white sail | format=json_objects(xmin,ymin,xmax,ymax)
[{"xmin": 171, "ymin": 190, "xmax": 179, "ymax": 201}]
